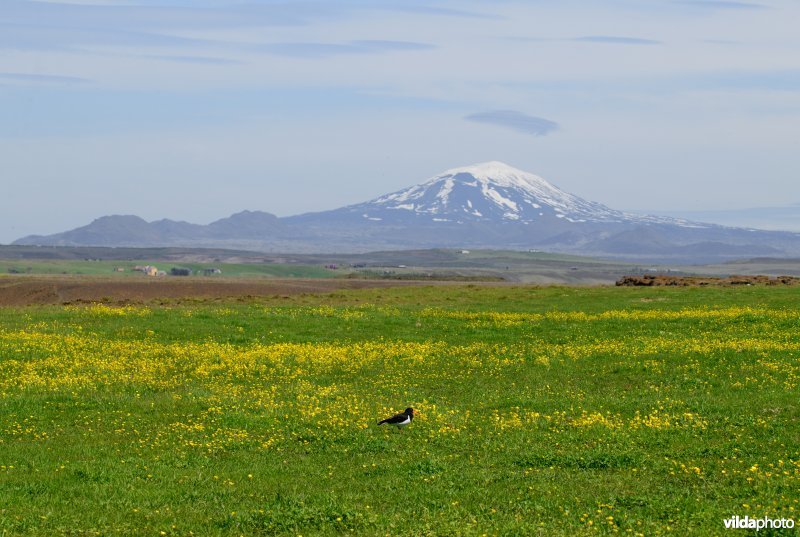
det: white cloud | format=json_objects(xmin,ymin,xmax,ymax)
[{"xmin": 464, "ymin": 111, "xmax": 558, "ymax": 136}]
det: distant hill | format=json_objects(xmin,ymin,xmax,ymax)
[
  {"xmin": 14, "ymin": 162, "xmax": 800, "ymax": 263},
  {"xmin": 16, "ymin": 211, "xmax": 284, "ymax": 248}
]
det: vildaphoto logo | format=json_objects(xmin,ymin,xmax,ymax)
[{"xmin": 724, "ymin": 515, "xmax": 795, "ymax": 531}]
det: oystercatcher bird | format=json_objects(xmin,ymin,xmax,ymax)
[{"xmin": 378, "ymin": 407, "xmax": 416, "ymax": 429}]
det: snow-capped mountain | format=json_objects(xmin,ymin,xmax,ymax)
[
  {"xmin": 357, "ymin": 161, "xmax": 626, "ymax": 224},
  {"xmin": 330, "ymin": 161, "xmax": 705, "ymax": 230},
  {"xmin": 282, "ymin": 161, "xmax": 800, "ymax": 260},
  {"xmin": 15, "ymin": 161, "xmax": 800, "ymax": 262}
]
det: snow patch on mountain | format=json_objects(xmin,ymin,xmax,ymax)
[{"xmin": 351, "ymin": 161, "xmax": 705, "ymax": 227}]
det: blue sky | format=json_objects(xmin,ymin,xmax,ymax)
[{"xmin": 2, "ymin": 0, "xmax": 799, "ymax": 242}]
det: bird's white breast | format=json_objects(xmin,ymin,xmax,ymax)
[{"xmin": 395, "ymin": 416, "xmax": 411, "ymax": 427}]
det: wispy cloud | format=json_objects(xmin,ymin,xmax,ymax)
[
  {"xmin": 0, "ymin": 23, "xmax": 217, "ymax": 51},
  {"xmin": 672, "ymin": 0, "xmax": 768, "ymax": 9},
  {"xmin": 702, "ymin": 39, "xmax": 743, "ymax": 45},
  {"xmin": 500, "ymin": 68, "xmax": 800, "ymax": 96},
  {"xmin": 573, "ymin": 36, "xmax": 662, "ymax": 45},
  {"xmin": 691, "ymin": 69, "xmax": 800, "ymax": 91},
  {"xmin": 352, "ymin": 40, "xmax": 436, "ymax": 52},
  {"xmin": 464, "ymin": 110, "xmax": 558, "ymax": 137},
  {"xmin": 144, "ymin": 55, "xmax": 242, "ymax": 65},
  {"xmin": 6, "ymin": 1, "xmax": 489, "ymax": 42},
  {"xmin": 382, "ymin": 5, "xmax": 499, "ymax": 19},
  {"xmin": 5, "ymin": 1, "xmax": 326, "ymax": 30},
  {"xmin": 259, "ymin": 40, "xmax": 435, "ymax": 59},
  {"xmin": 505, "ymin": 36, "xmax": 661, "ymax": 46},
  {"xmin": 0, "ymin": 72, "xmax": 89, "ymax": 84}
]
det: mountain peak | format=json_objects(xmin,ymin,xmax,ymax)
[
  {"xmin": 443, "ymin": 160, "xmax": 521, "ymax": 175},
  {"xmin": 432, "ymin": 160, "xmax": 566, "ymax": 195},
  {"xmin": 359, "ymin": 161, "xmax": 625, "ymax": 224},
  {"xmin": 440, "ymin": 160, "xmax": 537, "ymax": 183}
]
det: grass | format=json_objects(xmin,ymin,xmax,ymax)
[
  {"xmin": 0, "ymin": 259, "xmax": 334, "ymax": 278},
  {"xmin": 0, "ymin": 285, "xmax": 798, "ymax": 535}
]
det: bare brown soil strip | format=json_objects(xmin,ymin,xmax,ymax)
[{"xmin": 0, "ymin": 276, "xmax": 459, "ymax": 306}]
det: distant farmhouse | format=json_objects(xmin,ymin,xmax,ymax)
[{"xmin": 133, "ymin": 265, "xmax": 161, "ymax": 277}]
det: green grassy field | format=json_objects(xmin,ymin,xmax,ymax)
[
  {"xmin": 0, "ymin": 259, "xmax": 333, "ymax": 279},
  {"xmin": 0, "ymin": 246, "xmax": 645, "ymax": 284},
  {"xmin": 1, "ymin": 285, "xmax": 798, "ymax": 535}
]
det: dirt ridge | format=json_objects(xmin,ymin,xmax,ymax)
[{"xmin": 616, "ymin": 274, "xmax": 800, "ymax": 287}]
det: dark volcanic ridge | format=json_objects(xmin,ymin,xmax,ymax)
[
  {"xmin": 617, "ymin": 274, "xmax": 800, "ymax": 287},
  {"xmin": 14, "ymin": 161, "xmax": 800, "ymax": 263}
]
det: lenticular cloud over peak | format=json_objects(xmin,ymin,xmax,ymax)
[{"xmin": 464, "ymin": 111, "xmax": 559, "ymax": 137}]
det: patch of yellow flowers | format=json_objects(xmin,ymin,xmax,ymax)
[
  {"xmin": 0, "ymin": 303, "xmax": 797, "ymax": 465},
  {"xmin": 421, "ymin": 305, "xmax": 800, "ymax": 327}
]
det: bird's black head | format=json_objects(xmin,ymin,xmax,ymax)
[{"xmin": 405, "ymin": 407, "xmax": 416, "ymax": 416}]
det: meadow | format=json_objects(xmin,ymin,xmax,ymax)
[
  {"xmin": 0, "ymin": 284, "xmax": 798, "ymax": 535},
  {"xmin": 1, "ymin": 259, "xmax": 332, "ymax": 279}
]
